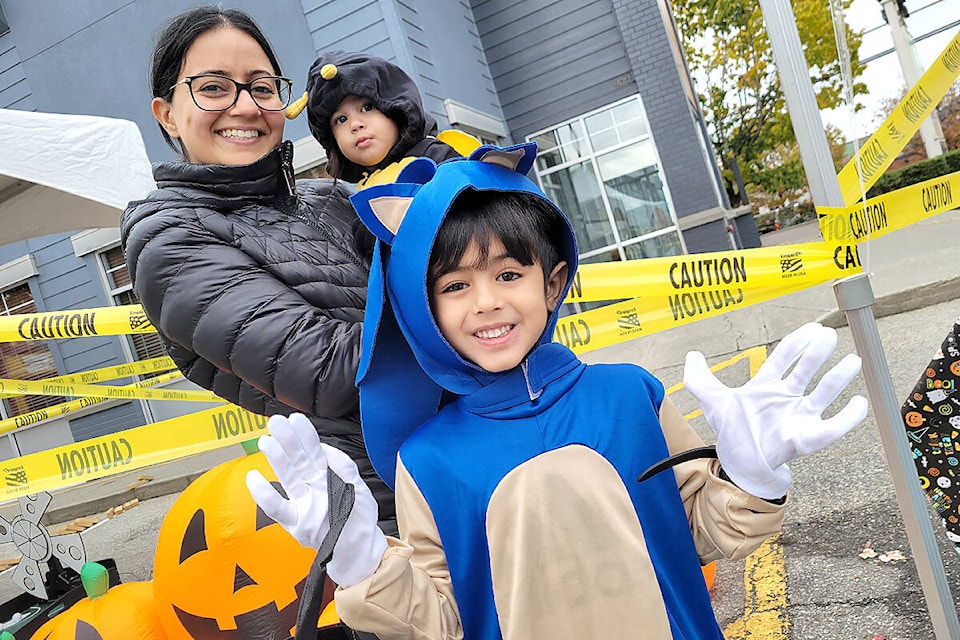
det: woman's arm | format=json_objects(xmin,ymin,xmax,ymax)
[{"xmin": 122, "ymin": 202, "xmax": 362, "ymax": 418}]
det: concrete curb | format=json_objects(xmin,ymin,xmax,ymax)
[
  {"xmin": 40, "ymin": 471, "xmax": 212, "ymax": 526},
  {"xmin": 818, "ymin": 275, "xmax": 960, "ymax": 329}
]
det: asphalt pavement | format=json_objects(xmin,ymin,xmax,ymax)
[{"xmin": 1, "ymin": 211, "xmax": 959, "ymax": 638}]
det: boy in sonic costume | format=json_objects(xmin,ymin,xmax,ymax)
[{"xmin": 247, "ymin": 144, "xmax": 868, "ymax": 639}]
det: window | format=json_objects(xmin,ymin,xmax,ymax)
[
  {"xmin": 529, "ymin": 96, "xmax": 683, "ymax": 263},
  {"xmin": 0, "ymin": 283, "xmax": 66, "ymax": 418},
  {"xmin": 99, "ymin": 246, "xmax": 168, "ymax": 362}
]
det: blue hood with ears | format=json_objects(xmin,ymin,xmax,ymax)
[{"xmin": 350, "ymin": 143, "xmax": 579, "ymax": 488}]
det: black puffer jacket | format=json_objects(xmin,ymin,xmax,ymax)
[{"xmin": 119, "ymin": 141, "xmax": 395, "ymax": 532}]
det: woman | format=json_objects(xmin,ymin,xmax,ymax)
[{"xmin": 119, "ymin": 6, "xmax": 394, "ymax": 533}]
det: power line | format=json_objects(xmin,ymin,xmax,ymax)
[
  {"xmin": 860, "ymin": 0, "xmax": 948, "ymax": 35},
  {"xmin": 860, "ymin": 19, "xmax": 960, "ymax": 64}
]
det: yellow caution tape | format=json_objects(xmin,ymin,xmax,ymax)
[
  {"xmin": 555, "ymin": 250, "xmax": 859, "ymax": 354},
  {"xmin": 0, "ymin": 371, "xmax": 189, "ymax": 435},
  {"xmin": 0, "ymin": 376, "xmax": 220, "ymax": 403},
  {"xmin": 0, "ymin": 403, "xmax": 263, "ymax": 500},
  {"xmin": 836, "ymin": 30, "xmax": 960, "ymax": 205},
  {"xmin": 0, "ymin": 347, "xmax": 775, "ymax": 499},
  {"xmin": 2, "ymin": 242, "xmax": 852, "ymax": 344},
  {"xmin": 0, "ymin": 305, "xmax": 154, "ymax": 342},
  {"xmin": 566, "ymin": 241, "xmax": 860, "ymax": 304},
  {"xmin": 818, "ymin": 169, "xmax": 960, "ymax": 243},
  {"xmin": 0, "ymin": 356, "xmax": 176, "ymax": 399}
]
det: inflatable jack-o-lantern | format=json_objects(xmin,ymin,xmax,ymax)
[
  {"xmin": 152, "ymin": 452, "xmax": 319, "ymax": 640},
  {"xmin": 702, "ymin": 561, "xmax": 716, "ymax": 591},
  {"xmin": 29, "ymin": 562, "xmax": 165, "ymax": 640}
]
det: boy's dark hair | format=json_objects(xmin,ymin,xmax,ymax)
[
  {"xmin": 429, "ymin": 189, "xmax": 565, "ymax": 289},
  {"xmin": 150, "ymin": 6, "xmax": 283, "ymax": 156}
]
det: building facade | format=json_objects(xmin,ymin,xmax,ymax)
[{"xmin": 0, "ymin": 0, "xmax": 756, "ymax": 454}]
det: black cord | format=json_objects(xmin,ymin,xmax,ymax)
[{"xmin": 636, "ymin": 446, "xmax": 718, "ymax": 482}]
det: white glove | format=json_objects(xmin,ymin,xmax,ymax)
[
  {"xmin": 683, "ymin": 322, "xmax": 868, "ymax": 500},
  {"xmin": 245, "ymin": 413, "xmax": 388, "ymax": 588}
]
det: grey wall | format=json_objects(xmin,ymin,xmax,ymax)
[
  {"xmin": 302, "ymin": 0, "xmax": 504, "ymax": 135},
  {"xmin": 69, "ymin": 401, "xmax": 143, "ymax": 442},
  {"xmin": 0, "ymin": 234, "xmax": 147, "ymax": 438},
  {"xmin": 0, "ymin": 0, "xmax": 317, "ymax": 160},
  {"xmin": 469, "ymin": 0, "xmax": 637, "ymax": 142},
  {"xmin": 611, "ymin": 0, "xmax": 723, "ymax": 219},
  {"xmin": 0, "ymin": 24, "xmax": 35, "ymax": 110}
]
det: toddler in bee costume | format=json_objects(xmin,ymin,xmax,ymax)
[
  {"xmin": 287, "ymin": 50, "xmax": 476, "ymax": 188},
  {"xmin": 247, "ymin": 144, "xmax": 868, "ymax": 639}
]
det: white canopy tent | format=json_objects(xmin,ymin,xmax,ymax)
[{"xmin": 0, "ymin": 109, "xmax": 155, "ymax": 247}]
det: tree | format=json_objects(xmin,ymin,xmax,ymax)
[
  {"xmin": 872, "ymin": 81, "xmax": 960, "ymax": 160},
  {"xmin": 672, "ymin": 0, "xmax": 866, "ymax": 207},
  {"xmin": 938, "ymin": 82, "xmax": 960, "ymax": 151}
]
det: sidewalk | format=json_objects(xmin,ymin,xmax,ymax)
[
  {"xmin": 6, "ymin": 210, "xmax": 960, "ymax": 528},
  {"xmin": 584, "ymin": 212, "xmax": 960, "ymax": 372}
]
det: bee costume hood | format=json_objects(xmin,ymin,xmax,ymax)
[{"xmin": 305, "ymin": 50, "xmax": 440, "ymax": 183}]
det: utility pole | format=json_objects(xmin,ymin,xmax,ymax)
[{"xmin": 878, "ymin": 0, "xmax": 947, "ymax": 158}]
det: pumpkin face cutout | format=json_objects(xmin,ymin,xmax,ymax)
[
  {"xmin": 29, "ymin": 563, "xmax": 165, "ymax": 640},
  {"xmin": 152, "ymin": 452, "xmax": 317, "ymax": 640}
]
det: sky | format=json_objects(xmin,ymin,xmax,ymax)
[{"xmin": 821, "ymin": 0, "xmax": 960, "ymax": 140}]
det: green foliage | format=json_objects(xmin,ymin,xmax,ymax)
[
  {"xmin": 672, "ymin": 0, "xmax": 866, "ymax": 205},
  {"xmin": 754, "ymin": 202, "xmax": 817, "ymax": 234},
  {"xmin": 865, "ymin": 149, "xmax": 960, "ymax": 197}
]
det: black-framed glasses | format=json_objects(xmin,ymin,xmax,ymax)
[{"xmin": 171, "ymin": 74, "xmax": 294, "ymax": 112}]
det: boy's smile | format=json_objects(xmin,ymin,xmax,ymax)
[{"xmin": 430, "ymin": 238, "xmax": 567, "ymax": 373}]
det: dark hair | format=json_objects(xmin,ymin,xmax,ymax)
[
  {"xmin": 429, "ymin": 189, "xmax": 565, "ymax": 289},
  {"xmin": 149, "ymin": 6, "xmax": 283, "ymax": 155}
]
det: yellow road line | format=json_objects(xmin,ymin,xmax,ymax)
[{"xmin": 723, "ymin": 533, "xmax": 789, "ymax": 639}]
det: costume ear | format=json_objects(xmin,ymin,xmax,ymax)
[
  {"xmin": 369, "ymin": 196, "xmax": 414, "ymax": 235},
  {"xmin": 395, "ymin": 155, "xmax": 440, "ymax": 185},
  {"xmin": 349, "ymin": 156, "xmax": 440, "ymax": 244},
  {"xmin": 350, "ymin": 183, "xmax": 420, "ymax": 244},
  {"xmin": 467, "ymin": 142, "xmax": 538, "ymax": 176}
]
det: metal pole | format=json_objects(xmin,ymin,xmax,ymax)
[
  {"xmin": 878, "ymin": 0, "xmax": 946, "ymax": 158},
  {"xmin": 834, "ymin": 274, "xmax": 960, "ymax": 638},
  {"xmin": 758, "ymin": 0, "xmax": 845, "ymax": 208},
  {"xmin": 758, "ymin": 0, "xmax": 960, "ymax": 636}
]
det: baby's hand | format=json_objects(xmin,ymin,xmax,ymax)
[
  {"xmin": 683, "ymin": 322, "xmax": 868, "ymax": 499},
  {"xmin": 246, "ymin": 413, "xmax": 387, "ymax": 587}
]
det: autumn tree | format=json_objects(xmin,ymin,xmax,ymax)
[
  {"xmin": 872, "ymin": 81, "xmax": 960, "ymax": 160},
  {"xmin": 671, "ymin": 0, "xmax": 866, "ymax": 207}
]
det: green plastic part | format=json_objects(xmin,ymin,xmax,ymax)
[{"xmin": 80, "ymin": 561, "xmax": 109, "ymax": 599}]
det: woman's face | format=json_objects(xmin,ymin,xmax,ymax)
[{"xmin": 152, "ymin": 27, "xmax": 285, "ymax": 166}]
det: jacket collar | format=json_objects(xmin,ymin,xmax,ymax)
[
  {"xmin": 457, "ymin": 343, "xmax": 584, "ymax": 417},
  {"xmin": 151, "ymin": 140, "xmax": 296, "ymax": 199}
]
